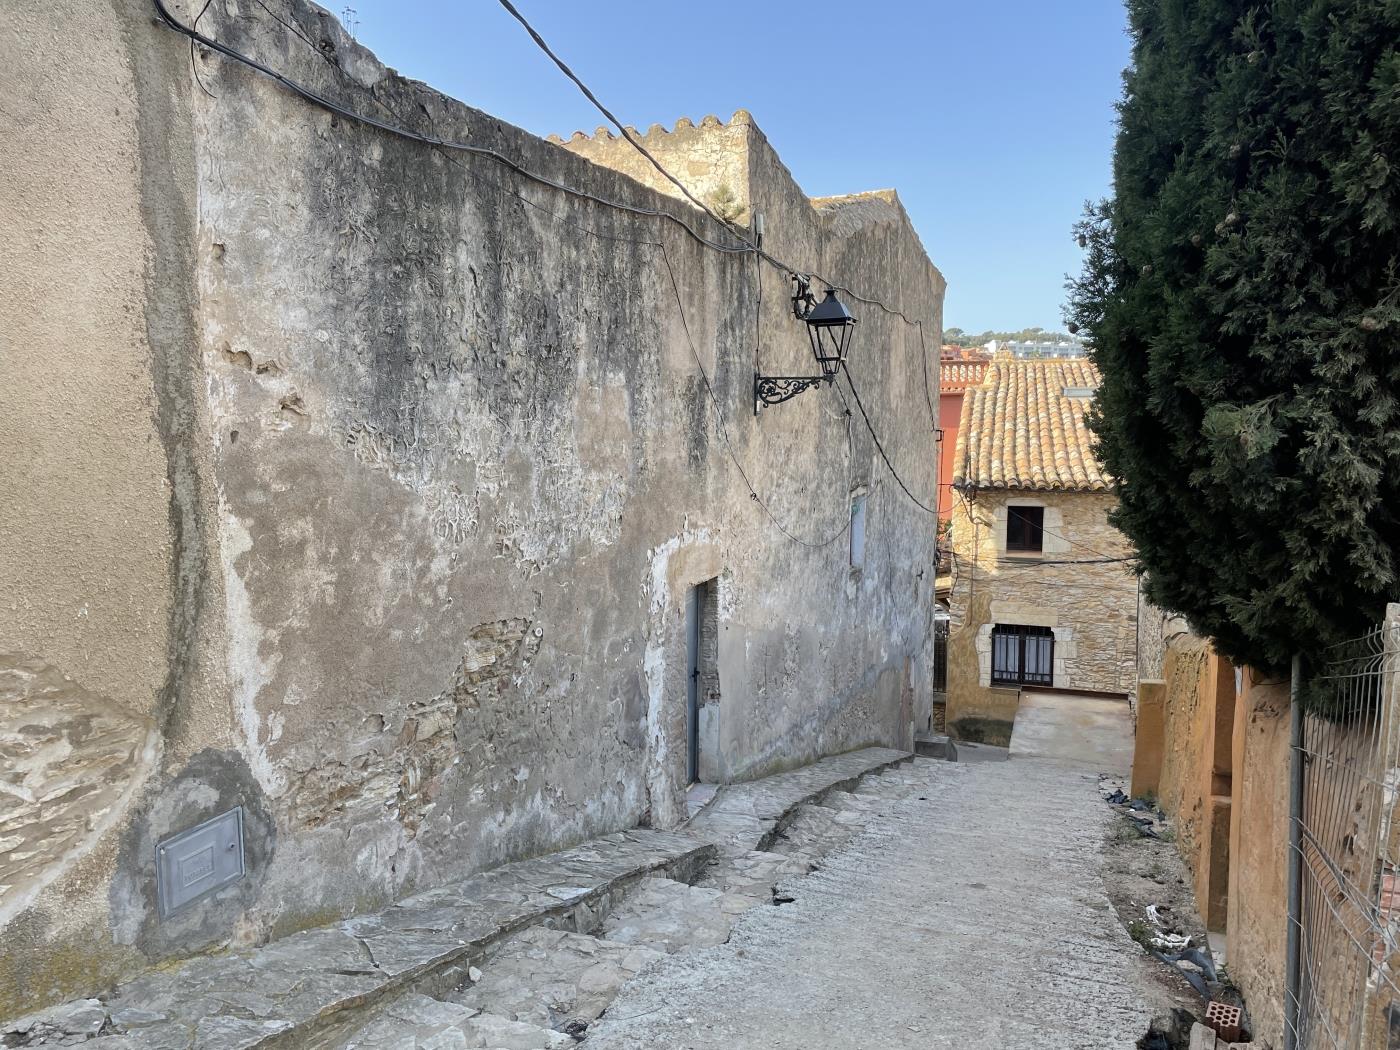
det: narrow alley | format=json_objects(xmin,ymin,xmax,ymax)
[
  {"xmin": 18, "ymin": 1, "xmax": 1398, "ymax": 1046},
  {"xmin": 587, "ymin": 751, "xmax": 1160, "ymax": 1047},
  {"xmin": 5, "ymin": 702, "xmax": 1176, "ymax": 1049}
]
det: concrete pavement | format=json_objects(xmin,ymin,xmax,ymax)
[
  {"xmin": 1011, "ymin": 690, "xmax": 1136, "ymax": 772},
  {"xmin": 585, "ymin": 756, "xmax": 1161, "ymax": 1049}
]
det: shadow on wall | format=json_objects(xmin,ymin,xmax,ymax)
[{"xmin": 948, "ymin": 716, "xmax": 1014, "ymax": 747}]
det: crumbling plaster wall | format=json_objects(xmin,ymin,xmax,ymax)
[{"xmin": 0, "ymin": 0, "xmax": 942, "ymax": 1016}]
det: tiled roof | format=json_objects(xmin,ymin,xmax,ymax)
[{"xmin": 951, "ymin": 358, "xmax": 1109, "ymax": 492}]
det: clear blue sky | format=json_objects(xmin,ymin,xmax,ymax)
[{"xmin": 342, "ymin": 1, "xmax": 1131, "ymax": 334}]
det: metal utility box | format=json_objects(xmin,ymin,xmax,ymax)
[{"xmin": 155, "ymin": 807, "xmax": 245, "ymax": 919}]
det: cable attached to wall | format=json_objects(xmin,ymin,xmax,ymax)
[
  {"xmin": 151, "ymin": 0, "xmax": 928, "ymax": 536},
  {"xmin": 492, "ymin": 0, "xmax": 942, "ymax": 438},
  {"xmin": 659, "ymin": 240, "xmax": 852, "ymax": 550},
  {"xmin": 841, "ymin": 366, "xmax": 938, "ymax": 516}
]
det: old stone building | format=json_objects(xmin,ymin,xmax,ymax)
[
  {"xmin": 943, "ymin": 358, "xmax": 1137, "ymax": 742},
  {"xmin": 0, "ymin": 0, "xmax": 943, "ymax": 1018}
]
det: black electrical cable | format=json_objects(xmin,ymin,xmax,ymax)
[
  {"xmin": 490, "ymin": 0, "xmax": 936, "ymax": 337},
  {"xmin": 917, "ymin": 321, "xmax": 937, "ymax": 433},
  {"xmin": 152, "ymin": 0, "xmax": 930, "ymax": 527},
  {"xmin": 151, "ymin": 0, "xmax": 752, "ymax": 258},
  {"xmin": 996, "ymin": 557, "xmax": 1136, "ymax": 568},
  {"xmin": 488, "ymin": 0, "xmax": 941, "ymax": 440},
  {"xmin": 658, "ymin": 240, "xmax": 851, "ymax": 550},
  {"xmin": 840, "ymin": 364, "xmax": 938, "ymax": 516}
]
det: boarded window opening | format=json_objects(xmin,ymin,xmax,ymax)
[{"xmin": 850, "ymin": 493, "xmax": 867, "ymax": 568}]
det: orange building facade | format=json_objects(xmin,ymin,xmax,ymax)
[{"xmin": 937, "ymin": 350, "xmax": 990, "ymax": 523}]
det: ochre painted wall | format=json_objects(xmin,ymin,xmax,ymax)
[
  {"xmin": 1133, "ymin": 634, "xmax": 1235, "ymax": 930},
  {"xmin": 1226, "ymin": 672, "xmax": 1291, "ymax": 1048}
]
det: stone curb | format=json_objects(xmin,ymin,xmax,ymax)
[
  {"xmin": 8, "ymin": 748, "xmax": 909, "ymax": 1049},
  {"xmin": 682, "ymin": 746, "xmax": 911, "ymax": 854},
  {"xmin": 7, "ymin": 830, "xmax": 713, "ymax": 1050}
]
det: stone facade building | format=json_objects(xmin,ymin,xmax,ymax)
[
  {"xmin": 0, "ymin": 0, "xmax": 943, "ymax": 1018},
  {"xmin": 943, "ymin": 358, "xmax": 1137, "ymax": 742}
]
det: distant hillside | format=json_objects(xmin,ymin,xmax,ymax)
[{"xmin": 943, "ymin": 327, "xmax": 1079, "ymax": 348}]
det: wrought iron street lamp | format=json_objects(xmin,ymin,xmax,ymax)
[{"xmin": 753, "ymin": 275, "xmax": 860, "ymax": 413}]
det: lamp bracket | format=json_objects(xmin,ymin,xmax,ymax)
[
  {"xmin": 754, "ymin": 372, "xmax": 830, "ymax": 414},
  {"xmin": 791, "ymin": 273, "xmax": 816, "ymax": 320}
]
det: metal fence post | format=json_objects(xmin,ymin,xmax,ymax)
[{"xmin": 1286, "ymin": 652, "xmax": 1304, "ymax": 1050}]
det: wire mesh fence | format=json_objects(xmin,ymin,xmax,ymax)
[{"xmin": 1290, "ymin": 618, "xmax": 1400, "ymax": 1049}]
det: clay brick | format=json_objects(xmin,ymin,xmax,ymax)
[{"xmin": 1206, "ymin": 1001, "xmax": 1243, "ymax": 1043}]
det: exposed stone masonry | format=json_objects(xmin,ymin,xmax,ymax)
[{"xmin": 945, "ymin": 490, "xmax": 1138, "ymax": 735}]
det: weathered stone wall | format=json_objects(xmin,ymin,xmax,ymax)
[
  {"xmin": 0, "ymin": 0, "xmax": 230, "ymax": 1013},
  {"xmin": 0, "ymin": 0, "xmax": 943, "ymax": 1016},
  {"xmin": 559, "ymin": 117, "xmax": 752, "ymax": 226},
  {"xmin": 944, "ymin": 489, "xmax": 1137, "ymax": 740}
]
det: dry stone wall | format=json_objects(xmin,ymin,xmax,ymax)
[{"xmin": 0, "ymin": 0, "xmax": 943, "ymax": 1017}]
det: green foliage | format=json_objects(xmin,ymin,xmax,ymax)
[
  {"xmin": 1126, "ymin": 918, "xmax": 1155, "ymax": 949},
  {"xmin": 707, "ymin": 184, "xmax": 743, "ymax": 224},
  {"xmin": 1067, "ymin": 0, "xmax": 1400, "ymax": 681},
  {"xmin": 942, "ymin": 326, "xmax": 1079, "ymax": 347}
]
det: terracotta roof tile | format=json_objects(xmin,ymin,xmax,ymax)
[{"xmin": 951, "ymin": 358, "xmax": 1108, "ymax": 492}]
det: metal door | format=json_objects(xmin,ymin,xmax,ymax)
[{"xmin": 685, "ymin": 583, "xmax": 700, "ymax": 785}]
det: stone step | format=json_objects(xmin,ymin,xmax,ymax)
[
  {"xmin": 447, "ymin": 928, "xmax": 662, "ymax": 1037},
  {"xmin": 598, "ymin": 877, "xmax": 752, "ymax": 954},
  {"xmin": 5, "ymin": 752, "xmax": 913, "ymax": 1048},
  {"xmin": 3, "ymin": 829, "xmax": 712, "ymax": 1050},
  {"xmin": 339, "ymin": 994, "xmax": 571, "ymax": 1049},
  {"xmin": 694, "ymin": 849, "xmax": 812, "ymax": 900},
  {"xmin": 915, "ymin": 732, "xmax": 955, "ymax": 759},
  {"xmin": 816, "ymin": 789, "xmax": 886, "ymax": 815},
  {"xmin": 684, "ymin": 746, "xmax": 909, "ymax": 855},
  {"xmin": 767, "ymin": 803, "xmax": 866, "ymax": 864}
]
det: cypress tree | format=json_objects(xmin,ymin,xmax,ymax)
[{"xmin": 1069, "ymin": 0, "xmax": 1400, "ymax": 685}]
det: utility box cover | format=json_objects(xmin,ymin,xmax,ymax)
[{"xmin": 156, "ymin": 807, "xmax": 245, "ymax": 918}]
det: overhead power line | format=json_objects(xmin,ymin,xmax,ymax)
[
  {"xmin": 492, "ymin": 0, "xmax": 933, "ymax": 336},
  {"xmin": 491, "ymin": 0, "xmax": 940, "ymax": 436},
  {"xmin": 151, "ymin": 0, "xmax": 938, "ymax": 528},
  {"xmin": 489, "ymin": 0, "xmax": 940, "ymax": 508}
]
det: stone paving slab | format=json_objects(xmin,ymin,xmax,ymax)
[
  {"xmin": 694, "ymin": 850, "xmax": 812, "ymax": 901},
  {"xmin": 4, "ymin": 750, "xmax": 908, "ymax": 1049},
  {"xmin": 683, "ymin": 746, "xmax": 908, "ymax": 855},
  {"xmin": 448, "ymin": 928, "xmax": 662, "ymax": 1032},
  {"xmin": 581, "ymin": 757, "xmax": 1158, "ymax": 1049},
  {"xmin": 599, "ymin": 877, "xmax": 751, "ymax": 954},
  {"xmin": 339, "ymin": 994, "xmax": 571, "ymax": 1050},
  {"xmin": 3, "ymin": 830, "xmax": 712, "ymax": 1050}
]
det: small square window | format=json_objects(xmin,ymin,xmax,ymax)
[{"xmin": 1006, "ymin": 506, "xmax": 1044, "ymax": 552}]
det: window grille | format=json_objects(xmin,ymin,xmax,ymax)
[{"xmin": 991, "ymin": 624, "xmax": 1054, "ymax": 686}]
